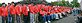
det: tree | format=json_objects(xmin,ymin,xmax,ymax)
[
  {"xmin": 0, "ymin": 3, "xmax": 2, "ymax": 7},
  {"xmin": 71, "ymin": 0, "xmax": 80, "ymax": 7}
]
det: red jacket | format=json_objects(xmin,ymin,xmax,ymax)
[
  {"xmin": 48, "ymin": 6, "xmax": 52, "ymax": 11},
  {"xmin": 41, "ymin": 4, "xmax": 45, "ymax": 9},
  {"xmin": 28, "ymin": 4, "xmax": 33, "ymax": 8},
  {"xmin": 36, "ymin": 4, "xmax": 42, "ymax": 9},
  {"xmin": 50, "ymin": 10, "xmax": 54, "ymax": 14},
  {"xmin": 37, "ymin": 4, "xmax": 42, "ymax": 12},
  {"xmin": 2, "ymin": 7, "xmax": 8, "ymax": 17},
  {"xmin": 9, "ymin": 4, "xmax": 16, "ymax": 15},
  {"xmin": 47, "ymin": 11, "xmax": 51, "ymax": 15},
  {"xmin": 54, "ymin": 9, "xmax": 60, "ymax": 13},
  {"xmin": 0, "ymin": 7, "xmax": 2, "ymax": 16},
  {"xmin": 29, "ymin": 6, "xmax": 35, "ymax": 14},
  {"xmin": 58, "ymin": 9, "xmax": 62, "ymax": 13},
  {"xmin": 44, "ymin": 6, "xmax": 48, "ymax": 12},
  {"xmin": 15, "ymin": 5, "xmax": 22, "ymax": 15},
  {"xmin": 22, "ymin": 4, "xmax": 28, "ymax": 16},
  {"xmin": 40, "ymin": 10, "xmax": 46, "ymax": 16},
  {"xmin": 22, "ymin": 5, "xmax": 27, "ymax": 14},
  {"xmin": 34, "ymin": 7, "xmax": 39, "ymax": 13}
]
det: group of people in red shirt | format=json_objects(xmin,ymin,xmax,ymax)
[{"xmin": 0, "ymin": 2, "xmax": 72, "ymax": 23}]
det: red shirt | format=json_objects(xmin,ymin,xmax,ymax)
[
  {"xmin": 0, "ymin": 7, "xmax": 2, "ymax": 16},
  {"xmin": 28, "ymin": 4, "xmax": 33, "ymax": 7},
  {"xmin": 37, "ymin": 7, "xmax": 41, "ymax": 12},
  {"xmin": 58, "ymin": 9, "xmax": 62, "ymax": 13},
  {"xmin": 22, "ymin": 5, "xmax": 28, "ymax": 16},
  {"xmin": 40, "ymin": 10, "xmax": 46, "ymax": 16},
  {"xmin": 2, "ymin": 7, "xmax": 8, "ymax": 17},
  {"xmin": 29, "ymin": 6, "xmax": 35, "ymax": 14},
  {"xmin": 37, "ymin": 4, "xmax": 42, "ymax": 12},
  {"xmin": 15, "ymin": 5, "xmax": 22, "ymax": 15},
  {"xmin": 47, "ymin": 11, "xmax": 50, "ymax": 15},
  {"xmin": 63, "ymin": 9, "xmax": 67, "ymax": 12},
  {"xmin": 44, "ymin": 6, "xmax": 48, "ymax": 12},
  {"xmin": 37, "ymin": 4, "xmax": 42, "ymax": 9},
  {"xmin": 41, "ymin": 5, "xmax": 45, "ymax": 9},
  {"xmin": 22, "ymin": 5, "xmax": 27, "ymax": 14},
  {"xmin": 50, "ymin": 10, "xmax": 55, "ymax": 14},
  {"xmin": 34, "ymin": 7, "xmax": 39, "ymax": 13},
  {"xmin": 48, "ymin": 6, "xmax": 52, "ymax": 11},
  {"xmin": 12, "ymin": 8, "xmax": 16, "ymax": 15},
  {"xmin": 54, "ymin": 9, "xmax": 60, "ymax": 13},
  {"xmin": 9, "ymin": 4, "xmax": 16, "ymax": 15}
]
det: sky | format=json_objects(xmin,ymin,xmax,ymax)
[
  {"xmin": 0, "ymin": 0, "xmax": 23, "ymax": 4},
  {"xmin": 0, "ymin": 0, "xmax": 81, "ymax": 4}
]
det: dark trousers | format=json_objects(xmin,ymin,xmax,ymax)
[
  {"xmin": 38, "ymin": 15, "xmax": 43, "ymax": 23},
  {"xmin": 46, "ymin": 15, "xmax": 50, "ymax": 21},
  {"xmin": 2, "ymin": 16, "xmax": 5, "ymax": 23},
  {"xmin": 23, "ymin": 16, "xmax": 28, "ymax": 23},
  {"xmin": 2, "ymin": 16, "xmax": 7, "ymax": 23},
  {"xmin": 16, "ymin": 15, "xmax": 21, "ymax": 23},
  {"xmin": 11, "ymin": 14, "xmax": 17, "ymax": 23}
]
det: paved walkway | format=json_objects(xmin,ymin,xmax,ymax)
[{"xmin": 52, "ymin": 14, "xmax": 77, "ymax": 23}]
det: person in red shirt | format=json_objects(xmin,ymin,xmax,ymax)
[
  {"xmin": 9, "ymin": 4, "xmax": 15, "ymax": 15},
  {"xmin": 1, "ymin": 3, "xmax": 8, "ymax": 23},
  {"xmin": 36, "ymin": 4, "xmax": 42, "ymax": 12},
  {"xmin": 41, "ymin": 4, "xmax": 46, "ymax": 9},
  {"xmin": 2, "ymin": 6, "xmax": 9, "ymax": 22},
  {"xmin": 46, "ymin": 11, "xmax": 51, "ymax": 23},
  {"xmin": 43, "ymin": 6, "xmax": 48, "ymax": 12},
  {"xmin": 2, "ymin": 6, "xmax": 8, "ymax": 17},
  {"xmin": 40, "ymin": 10, "xmax": 47, "ymax": 23},
  {"xmin": 22, "ymin": 4, "xmax": 28, "ymax": 16},
  {"xmin": 66, "ymin": 8, "xmax": 72, "ymax": 14},
  {"xmin": 36, "ymin": 4, "xmax": 42, "ymax": 9},
  {"xmin": 28, "ymin": 3, "xmax": 36, "ymax": 23},
  {"xmin": 29, "ymin": 4, "xmax": 35, "ymax": 14},
  {"xmin": 33, "ymin": 5, "xmax": 39, "ymax": 23},
  {"xmin": 7, "ymin": 2, "xmax": 15, "ymax": 23},
  {"xmin": 34, "ymin": 6, "xmax": 39, "ymax": 13},
  {"xmin": 51, "ymin": 8, "xmax": 60, "ymax": 19},
  {"xmin": 44, "ymin": 5, "xmax": 52, "ymax": 23},
  {"xmin": 15, "ymin": 2, "xmax": 24, "ymax": 23},
  {"xmin": 0, "ymin": 7, "xmax": 3, "ymax": 23},
  {"xmin": 15, "ymin": 5, "xmax": 22, "ymax": 16},
  {"xmin": 22, "ymin": 4, "xmax": 28, "ymax": 23},
  {"xmin": 50, "ymin": 10, "xmax": 55, "ymax": 20},
  {"xmin": 47, "ymin": 6, "xmax": 52, "ymax": 11}
]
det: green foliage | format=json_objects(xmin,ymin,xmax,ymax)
[
  {"xmin": 62, "ymin": 0, "xmax": 65, "ymax": 1},
  {"xmin": 51, "ymin": 1, "xmax": 70, "ymax": 6},
  {"xmin": 71, "ymin": 0, "xmax": 80, "ymax": 7},
  {"xmin": 51, "ymin": 0, "xmax": 80, "ymax": 8},
  {"xmin": 0, "ymin": 3, "xmax": 2, "ymax": 7},
  {"xmin": 51, "ymin": 0, "xmax": 69, "ymax": 6}
]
